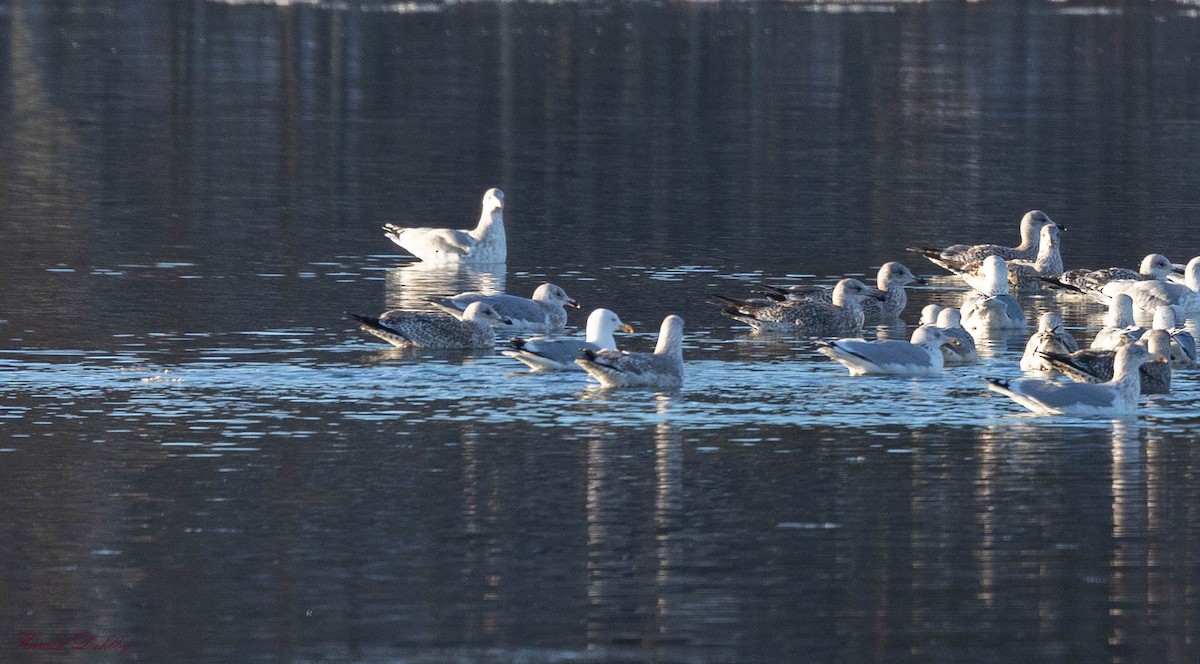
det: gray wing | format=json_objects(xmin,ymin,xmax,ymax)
[
  {"xmin": 1011, "ymin": 378, "xmax": 1118, "ymax": 409},
  {"xmin": 514, "ymin": 338, "xmax": 596, "ymax": 366},
  {"xmin": 1171, "ymin": 330, "xmax": 1197, "ymax": 365},
  {"xmin": 1000, "ymin": 294, "xmax": 1025, "ymax": 322},
  {"xmin": 474, "ymin": 294, "xmax": 545, "ymax": 323},
  {"xmin": 832, "ymin": 339, "xmax": 935, "ymax": 369}
]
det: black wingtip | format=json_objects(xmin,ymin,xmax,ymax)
[
  {"xmin": 346, "ymin": 312, "xmax": 378, "ymax": 326},
  {"xmin": 579, "ymin": 348, "xmax": 599, "ymax": 362},
  {"xmin": 1035, "ymin": 276, "xmax": 1084, "ymax": 293}
]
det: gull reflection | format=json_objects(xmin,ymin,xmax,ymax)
[
  {"xmin": 1108, "ymin": 420, "xmax": 1146, "ymax": 652},
  {"xmin": 384, "ymin": 262, "xmax": 506, "ymax": 312}
]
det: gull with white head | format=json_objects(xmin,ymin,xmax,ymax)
[
  {"xmin": 383, "ymin": 188, "xmax": 507, "ymax": 264},
  {"xmin": 907, "ymin": 210, "xmax": 1062, "ymax": 273},
  {"xmin": 816, "ymin": 325, "xmax": 960, "ymax": 376},
  {"xmin": 503, "ymin": 309, "xmax": 633, "ymax": 372},
  {"xmin": 959, "ymin": 256, "xmax": 1027, "ymax": 331}
]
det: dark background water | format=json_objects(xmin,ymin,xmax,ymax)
[{"xmin": 1, "ymin": 1, "xmax": 1199, "ymax": 662}]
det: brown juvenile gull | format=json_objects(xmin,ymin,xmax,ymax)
[
  {"xmin": 502, "ymin": 308, "xmax": 633, "ymax": 372},
  {"xmin": 715, "ymin": 279, "xmax": 885, "ymax": 335},
  {"xmin": 985, "ymin": 343, "xmax": 1165, "ymax": 417},
  {"xmin": 907, "ymin": 210, "xmax": 1062, "ymax": 273},
  {"xmin": 383, "ymin": 188, "xmax": 507, "ymax": 264},
  {"xmin": 576, "ymin": 315, "xmax": 685, "ymax": 389},
  {"xmin": 348, "ymin": 301, "xmax": 510, "ymax": 349},
  {"xmin": 757, "ymin": 262, "xmax": 925, "ymax": 323},
  {"xmin": 429, "ymin": 283, "xmax": 579, "ymax": 333},
  {"xmin": 1020, "ymin": 312, "xmax": 1080, "ymax": 371},
  {"xmin": 1038, "ymin": 329, "xmax": 1173, "ymax": 395},
  {"xmin": 816, "ymin": 325, "xmax": 960, "ymax": 376}
]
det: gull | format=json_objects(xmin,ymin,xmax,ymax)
[
  {"xmin": 1089, "ymin": 294, "xmax": 1142, "ymax": 350},
  {"xmin": 907, "ymin": 210, "xmax": 1062, "ymax": 273},
  {"xmin": 1038, "ymin": 329, "xmax": 1173, "ymax": 395},
  {"xmin": 919, "ymin": 304, "xmax": 944, "ymax": 326},
  {"xmin": 383, "ymin": 188, "xmax": 507, "ymax": 264},
  {"xmin": 1055, "ymin": 256, "xmax": 1200, "ymax": 315},
  {"xmin": 714, "ymin": 279, "xmax": 885, "ymax": 335},
  {"xmin": 429, "ymin": 283, "xmax": 579, "ymax": 333},
  {"xmin": 757, "ymin": 262, "xmax": 926, "ymax": 322},
  {"xmin": 1054, "ymin": 253, "xmax": 1176, "ymax": 290},
  {"xmin": 502, "ymin": 309, "xmax": 633, "ymax": 372},
  {"xmin": 347, "ymin": 301, "xmax": 510, "ymax": 349},
  {"xmin": 1152, "ymin": 305, "xmax": 1196, "ymax": 368},
  {"xmin": 576, "ymin": 315, "xmax": 685, "ymax": 389},
  {"xmin": 1020, "ymin": 312, "xmax": 1080, "ymax": 371},
  {"xmin": 947, "ymin": 223, "xmax": 1064, "ymax": 291},
  {"xmin": 985, "ymin": 343, "xmax": 1165, "ymax": 416},
  {"xmin": 935, "ymin": 308, "xmax": 978, "ymax": 364},
  {"xmin": 959, "ymin": 256, "xmax": 1027, "ymax": 331},
  {"xmin": 816, "ymin": 325, "xmax": 960, "ymax": 376}
]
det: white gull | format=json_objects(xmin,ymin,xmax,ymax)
[
  {"xmin": 959, "ymin": 256, "xmax": 1027, "ymax": 331},
  {"xmin": 935, "ymin": 308, "xmax": 978, "ymax": 365},
  {"xmin": 383, "ymin": 188, "xmax": 507, "ymax": 264},
  {"xmin": 502, "ymin": 309, "xmax": 633, "ymax": 372},
  {"xmin": 816, "ymin": 325, "xmax": 959, "ymax": 376}
]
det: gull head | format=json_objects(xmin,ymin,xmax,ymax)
[
  {"xmin": 533, "ymin": 283, "xmax": 580, "ymax": 308},
  {"xmin": 880, "ymin": 261, "xmax": 925, "ymax": 288},
  {"xmin": 911, "ymin": 324, "xmax": 958, "ymax": 349},
  {"xmin": 482, "ymin": 188, "xmax": 505, "ymax": 212},
  {"xmin": 464, "ymin": 301, "xmax": 513, "ymax": 326},
  {"xmin": 1022, "ymin": 210, "xmax": 1064, "ymax": 233},
  {"xmin": 1141, "ymin": 254, "xmax": 1174, "ymax": 279},
  {"xmin": 1152, "ymin": 305, "xmax": 1178, "ymax": 330},
  {"xmin": 1037, "ymin": 311, "xmax": 1065, "ymax": 334},
  {"xmin": 920, "ymin": 304, "xmax": 943, "ymax": 326},
  {"xmin": 980, "ymin": 255, "xmax": 1010, "ymax": 293},
  {"xmin": 834, "ymin": 279, "xmax": 885, "ymax": 303},
  {"xmin": 587, "ymin": 308, "xmax": 634, "ymax": 336}
]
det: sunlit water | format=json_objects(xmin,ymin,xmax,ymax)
[{"xmin": 3, "ymin": 1, "xmax": 1200, "ymax": 662}]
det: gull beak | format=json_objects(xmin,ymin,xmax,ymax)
[
  {"xmin": 502, "ymin": 317, "xmax": 514, "ymax": 326},
  {"xmin": 621, "ymin": 324, "xmax": 634, "ymax": 333},
  {"xmin": 1173, "ymin": 265, "xmax": 1186, "ymax": 275},
  {"xmin": 567, "ymin": 298, "xmax": 582, "ymax": 309},
  {"xmin": 912, "ymin": 276, "xmax": 928, "ymax": 285},
  {"xmin": 1151, "ymin": 355, "xmax": 1168, "ymax": 364}
]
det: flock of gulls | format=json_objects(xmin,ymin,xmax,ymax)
[{"xmin": 349, "ymin": 188, "xmax": 1199, "ymax": 418}]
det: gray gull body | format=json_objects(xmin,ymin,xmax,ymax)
[
  {"xmin": 576, "ymin": 315, "xmax": 685, "ymax": 389},
  {"xmin": 383, "ymin": 188, "xmax": 507, "ymax": 264},
  {"xmin": 502, "ymin": 308, "xmax": 633, "ymax": 372},
  {"xmin": 349, "ymin": 301, "xmax": 510, "ymax": 349}
]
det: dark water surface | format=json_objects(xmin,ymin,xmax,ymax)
[{"xmin": 2, "ymin": 1, "xmax": 1200, "ymax": 662}]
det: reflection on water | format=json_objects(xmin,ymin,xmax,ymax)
[
  {"xmin": 385, "ymin": 262, "xmax": 507, "ymax": 312},
  {"xmin": 2, "ymin": 0, "xmax": 1200, "ymax": 662}
]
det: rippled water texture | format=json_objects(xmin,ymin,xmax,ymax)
[{"xmin": 2, "ymin": 1, "xmax": 1200, "ymax": 662}]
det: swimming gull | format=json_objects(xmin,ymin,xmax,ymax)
[
  {"xmin": 959, "ymin": 256, "xmax": 1027, "ymax": 331},
  {"xmin": 715, "ymin": 279, "xmax": 885, "ymax": 335},
  {"xmin": 502, "ymin": 308, "xmax": 633, "ymax": 372},
  {"xmin": 383, "ymin": 188, "xmax": 507, "ymax": 264},
  {"xmin": 985, "ymin": 343, "xmax": 1165, "ymax": 416},
  {"xmin": 576, "ymin": 315, "xmax": 685, "ymax": 389},
  {"xmin": 1055, "ymin": 256, "xmax": 1200, "ymax": 315},
  {"xmin": 907, "ymin": 210, "xmax": 1062, "ymax": 273},
  {"xmin": 816, "ymin": 325, "xmax": 959, "ymax": 376},
  {"xmin": 1089, "ymin": 293, "xmax": 1142, "ymax": 350},
  {"xmin": 1052, "ymin": 253, "xmax": 1176, "ymax": 291},
  {"xmin": 935, "ymin": 308, "xmax": 978, "ymax": 364},
  {"xmin": 429, "ymin": 283, "xmax": 579, "ymax": 333},
  {"xmin": 920, "ymin": 304, "xmax": 944, "ymax": 326},
  {"xmin": 757, "ymin": 262, "xmax": 925, "ymax": 322},
  {"xmin": 1020, "ymin": 312, "xmax": 1080, "ymax": 371},
  {"xmin": 1038, "ymin": 329, "xmax": 1173, "ymax": 395},
  {"xmin": 348, "ymin": 301, "xmax": 511, "ymax": 349},
  {"xmin": 1152, "ymin": 305, "xmax": 1196, "ymax": 368}
]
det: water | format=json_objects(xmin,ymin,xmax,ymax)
[{"xmin": 2, "ymin": 1, "xmax": 1200, "ymax": 662}]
